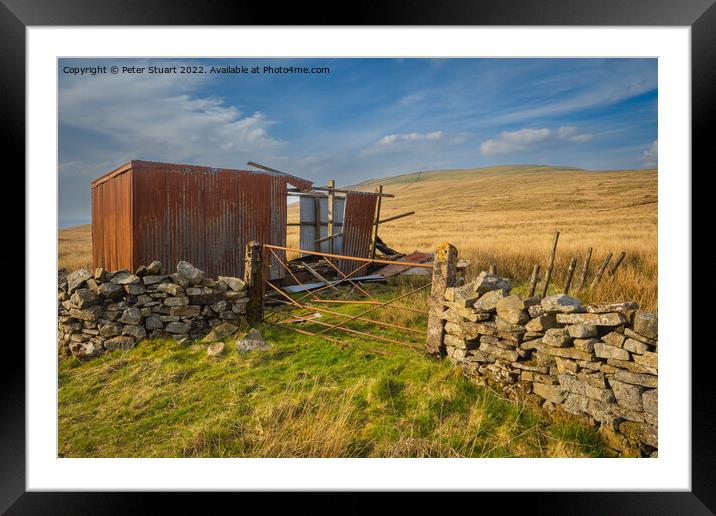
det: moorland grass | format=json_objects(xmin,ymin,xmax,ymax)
[{"xmin": 59, "ymin": 316, "xmax": 612, "ymax": 458}]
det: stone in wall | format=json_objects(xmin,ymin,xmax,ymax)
[
  {"xmin": 58, "ymin": 261, "xmax": 250, "ymax": 359},
  {"xmin": 440, "ymin": 270, "xmax": 658, "ymax": 456}
]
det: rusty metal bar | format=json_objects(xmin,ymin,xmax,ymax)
[
  {"xmin": 301, "ymin": 302, "xmax": 427, "ymax": 335},
  {"xmin": 292, "ymin": 260, "xmax": 373, "ymax": 303},
  {"xmin": 314, "ymin": 231, "xmax": 342, "ymax": 244},
  {"xmin": 289, "ymin": 186, "xmax": 395, "ymax": 198},
  {"xmin": 264, "ymin": 280, "xmax": 422, "ymax": 352},
  {"xmin": 378, "ymin": 211, "xmax": 415, "ymax": 225},
  {"xmin": 268, "ymin": 248, "xmax": 319, "ymax": 301},
  {"xmin": 306, "ymin": 318, "xmax": 424, "ymax": 353},
  {"xmin": 246, "ymin": 161, "xmax": 313, "ymax": 192},
  {"xmin": 264, "ymin": 244, "xmax": 434, "ymax": 269},
  {"xmin": 321, "ymin": 255, "xmax": 374, "ymax": 299},
  {"xmin": 301, "ymin": 261, "xmax": 340, "ymax": 292},
  {"xmin": 263, "ymin": 319, "xmax": 390, "ymax": 356},
  {"xmin": 313, "ymin": 282, "xmax": 433, "ymax": 336},
  {"xmin": 309, "ymin": 299, "xmax": 429, "ymax": 316}
]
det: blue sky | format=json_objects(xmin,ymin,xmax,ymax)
[{"xmin": 58, "ymin": 58, "xmax": 657, "ymax": 225}]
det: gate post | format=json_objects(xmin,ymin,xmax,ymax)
[
  {"xmin": 244, "ymin": 241, "xmax": 264, "ymax": 325},
  {"xmin": 426, "ymin": 242, "xmax": 457, "ymax": 356}
]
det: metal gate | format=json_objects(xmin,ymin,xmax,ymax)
[{"xmin": 261, "ymin": 244, "xmax": 433, "ymax": 354}]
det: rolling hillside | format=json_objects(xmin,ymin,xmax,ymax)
[
  {"xmin": 61, "ymin": 165, "xmax": 657, "ymax": 308},
  {"xmin": 288, "ymin": 165, "xmax": 657, "ymax": 308}
]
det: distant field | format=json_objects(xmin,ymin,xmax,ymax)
[
  {"xmin": 59, "ymin": 165, "xmax": 657, "ymax": 309},
  {"xmin": 58, "ymin": 224, "xmax": 92, "ymax": 272},
  {"xmin": 291, "ymin": 165, "xmax": 657, "ymax": 309}
]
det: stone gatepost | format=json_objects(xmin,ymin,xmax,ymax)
[
  {"xmin": 244, "ymin": 241, "xmax": 264, "ymax": 325},
  {"xmin": 426, "ymin": 242, "xmax": 458, "ymax": 356}
]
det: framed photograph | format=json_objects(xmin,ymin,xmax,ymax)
[{"xmin": 5, "ymin": 0, "xmax": 709, "ymax": 511}]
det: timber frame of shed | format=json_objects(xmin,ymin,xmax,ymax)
[{"xmin": 90, "ymin": 160, "xmax": 402, "ymax": 282}]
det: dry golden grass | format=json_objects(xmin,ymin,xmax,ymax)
[
  {"xmin": 60, "ymin": 165, "xmax": 657, "ymax": 309},
  {"xmin": 58, "ymin": 224, "xmax": 92, "ymax": 271},
  {"xmin": 289, "ymin": 165, "xmax": 657, "ymax": 309}
]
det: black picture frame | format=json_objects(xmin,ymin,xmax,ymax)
[{"xmin": 3, "ymin": 0, "xmax": 708, "ymax": 513}]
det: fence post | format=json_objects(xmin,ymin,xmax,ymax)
[
  {"xmin": 541, "ymin": 231, "xmax": 560, "ymax": 298},
  {"xmin": 426, "ymin": 242, "xmax": 458, "ymax": 357},
  {"xmin": 244, "ymin": 241, "xmax": 264, "ymax": 325},
  {"xmin": 590, "ymin": 252, "xmax": 613, "ymax": 289},
  {"xmin": 578, "ymin": 247, "xmax": 593, "ymax": 289},
  {"xmin": 528, "ymin": 264, "xmax": 540, "ymax": 298},
  {"xmin": 564, "ymin": 256, "xmax": 577, "ymax": 294}
]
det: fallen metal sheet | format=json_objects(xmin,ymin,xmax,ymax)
[
  {"xmin": 400, "ymin": 267, "xmax": 431, "ymax": 276},
  {"xmin": 281, "ymin": 274, "xmax": 385, "ymax": 293},
  {"xmin": 374, "ymin": 251, "xmax": 433, "ymax": 277}
]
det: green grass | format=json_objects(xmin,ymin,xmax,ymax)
[{"xmin": 59, "ymin": 290, "xmax": 613, "ymax": 458}]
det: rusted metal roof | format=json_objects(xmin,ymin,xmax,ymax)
[
  {"xmin": 91, "ymin": 160, "xmax": 292, "ymax": 279},
  {"xmin": 339, "ymin": 191, "xmax": 379, "ymax": 275},
  {"xmin": 374, "ymin": 251, "xmax": 433, "ymax": 277}
]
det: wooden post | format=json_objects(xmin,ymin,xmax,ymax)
[
  {"xmin": 564, "ymin": 257, "xmax": 577, "ymax": 294},
  {"xmin": 578, "ymin": 247, "xmax": 593, "ymax": 289},
  {"xmin": 608, "ymin": 251, "xmax": 626, "ymax": 276},
  {"xmin": 590, "ymin": 252, "xmax": 613, "ymax": 289},
  {"xmin": 540, "ymin": 231, "xmax": 560, "ymax": 298},
  {"xmin": 528, "ymin": 264, "xmax": 540, "ymax": 298},
  {"xmin": 313, "ymin": 196, "xmax": 322, "ymax": 252},
  {"xmin": 426, "ymin": 242, "xmax": 457, "ymax": 357},
  {"xmin": 370, "ymin": 185, "xmax": 383, "ymax": 259},
  {"xmin": 327, "ymin": 179, "xmax": 335, "ymax": 254},
  {"xmin": 244, "ymin": 241, "xmax": 264, "ymax": 325}
]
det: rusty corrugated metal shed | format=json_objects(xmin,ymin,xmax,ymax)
[
  {"xmin": 339, "ymin": 191, "xmax": 379, "ymax": 275},
  {"xmin": 91, "ymin": 160, "xmax": 289, "ymax": 279}
]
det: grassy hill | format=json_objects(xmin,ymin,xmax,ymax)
[
  {"xmin": 60, "ymin": 165, "xmax": 657, "ymax": 307},
  {"xmin": 289, "ymin": 165, "xmax": 657, "ymax": 309}
]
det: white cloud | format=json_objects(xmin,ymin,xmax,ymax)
[
  {"xmin": 59, "ymin": 61, "xmax": 281, "ymax": 170},
  {"xmin": 377, "ymin": 131, "xmax": 444, "ymax": 146},
  {"xmin": 642, "ymin": 139, "xmax": 658, "ymax": 167},
  {"xmin": 480, "ymin": 126, "xmax": 592, "ymax": 156},
  {"xmin": 480, "ymin": 128, "xmax": 551, "ymax": 156},
  {"xmin": 558, "ymin": 126, "xmax": 593, "ymax": 143},
  {"xmin": 362, "ymin": 130, "xmax": 469, "ymax": 156}
]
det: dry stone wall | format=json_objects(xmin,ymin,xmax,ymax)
[
  {"xmin": 438, "ymin": 271, "xmax": 658, "ymax": 456},
  {"xmin": 57, "ymin": 260, "xmax": 250, "ymax": 358}
]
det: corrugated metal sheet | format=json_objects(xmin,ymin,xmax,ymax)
[
  {"xmin": 374, "ymin": 251, "xmax": 433, "ymax": 277},
  {"xmin": 91, "ymin": 166, "xmax": 133, "ymax": 272},
  {"xmin": 339, "ymin": 192, "xmax": 379, "ymax": 275},
  {"xmin": 298, "ymin": 196, "xmax": 345, "ymax": 254},
  {"xmin": 91, "ymin": 160, "xmax": 288, "ymax": 279}
]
